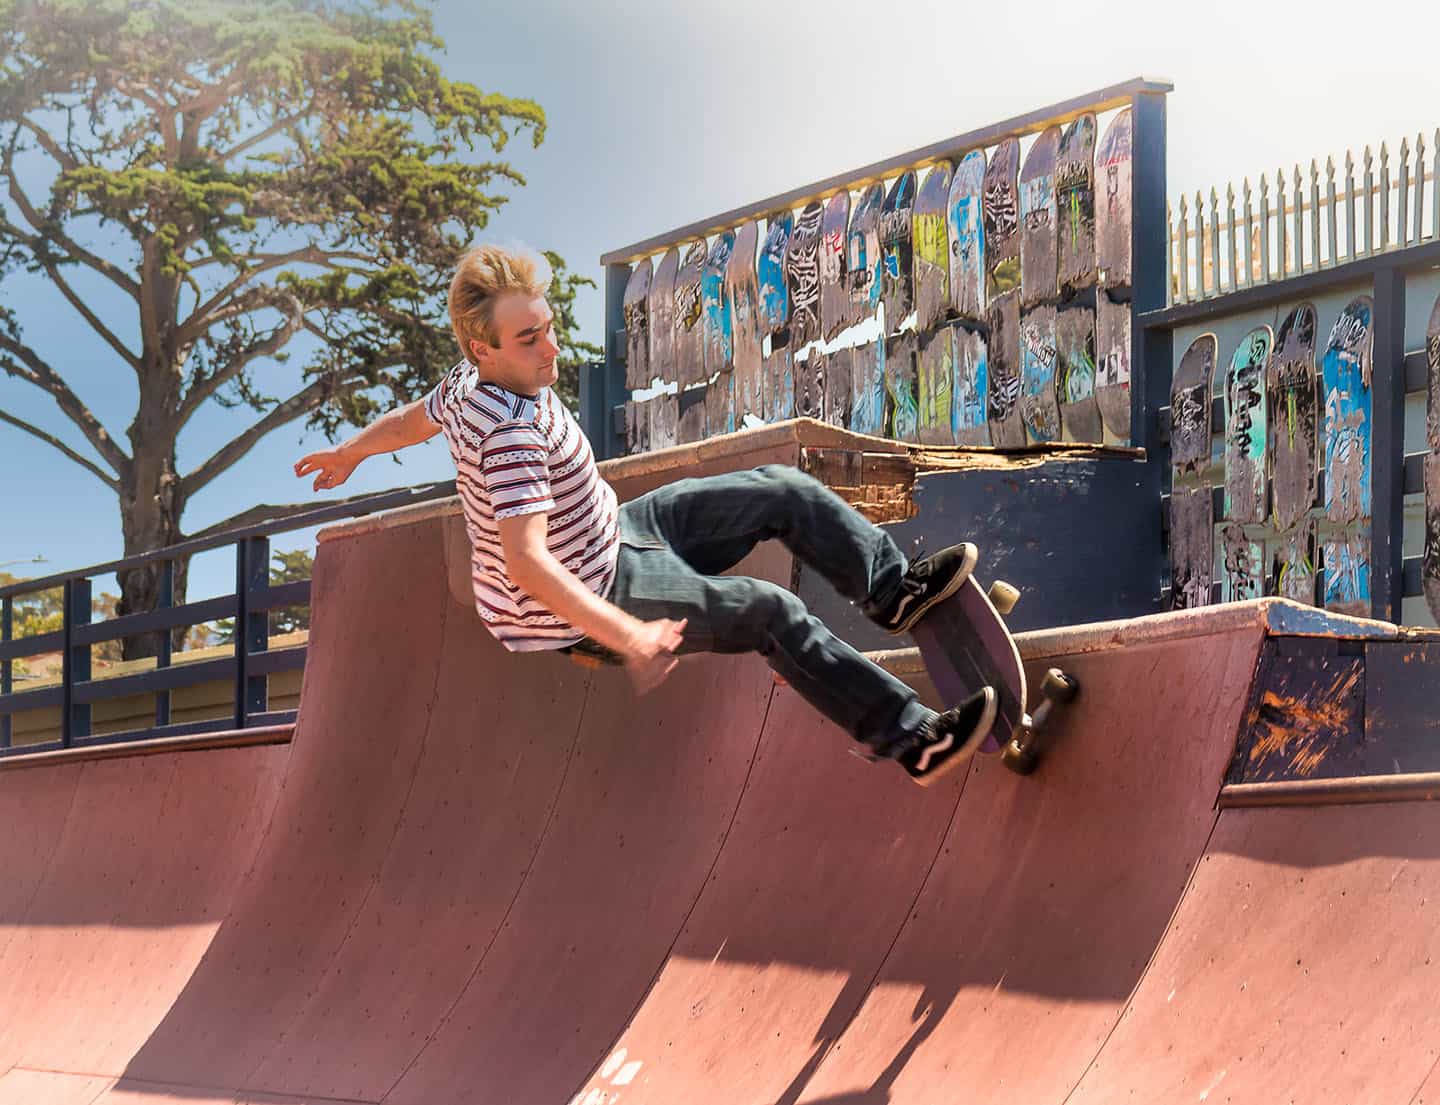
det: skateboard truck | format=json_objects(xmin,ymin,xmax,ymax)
[{"xmin": 1001, "ymin": 667, "xmax": 1080, "ymax": 775}]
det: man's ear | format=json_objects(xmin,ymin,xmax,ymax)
[{"xmin": 468, "ymin": 338, "xmax": 490, "ymax": 364}]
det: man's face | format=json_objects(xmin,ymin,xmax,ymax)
[{"xmin": 470, "ymin": 293, "xmax": 560, "ymax": 394}]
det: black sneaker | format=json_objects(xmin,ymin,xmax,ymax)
[
  {"xmin": 886, "ymin": 687, "xmax": 998, "ymax": 786},
  {"xmin": 872, "ymin": 542, "xmax": 978, "ymax": 635}
]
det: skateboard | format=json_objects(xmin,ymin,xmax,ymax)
[
  {"xmin": 758, "ymin": 212, "xmax": 794, "ymax": 342},
  {"xmin": 648, "ymin": 246, "xmax": 680, "ymax": 385},
  {"xmin": 1056, "ymin": 113, "xmax": 1097, "ymax": 297},
  {"xmin": 1095, "ymin": 292, "xmax": 1131, "ymax": 441},
  {"xmin": 1171, "ymin": 333, "xmax": 1217, "ymax": 476},
  {"xmin": 795, "ymin": 348, "xmax": 825, "ymax": 420},
  {"xmin": 1169, "ymin": 485, "xmax": 1214, "ymax": 609},
  {"xmin": 1269, "ymin": 302, "xmax": 1319, "ymax": 532},
  {"xmin": 820, "ymin": 191, "xmax": 852, "ymax": 341},
  {"xmin": 825, "ymin": 345, "xmax": 853, "ymax": 428},
  {"xmin": 885, "ymin": 330, "xmax": 919, "ymax": 442},
  {"xmin": 1223, "ymin": 326, "xmax": 1272, "ymax": 525},
  {"xmin": 1170, "ymin": 334, "xmax": 1218, "ymax": 610},
  {"xmin": 948, "ymin": 150, "xmax": 987, "ymax": 322},
  {"xmin": 880, "ymin": 171, "xmax": 917, "ymax": 332},
  {"xmin": 677, "ymin": 389, "xmax": 707, "ymax": 444},
  {"xmin": 1321, "ymin": 295, "xmax": 1374, "ymax": 616},
  {"xmin": 1020, "ymin": 305, "xmax": 1060, "ymax": 443},
  {"xmin": 622, "ymin": 258, "xmax": 652, "ymax": 389},
  {"xmin": 702, "ymin": 231, "xmax": 736, "ymax": 377},
  {"xmin": 705, "ymin": 369, "xmax": 736, "ymax": 437},
  {"xmin": 1056, "ymin": 306, "xmax": 1101, "ymax": 442},
  {"xmin": 1271, "ymin": 518, "xmax": 1316, "ymax": 604},
  {"xmin": 911, "ymin": 574, "xmax": 1079, "ymax": 777},
  {"xmin": 764, "ymin": 343, "xmax": 794, "ymax": 422},
  {"xmin": 623, "ymin": 398, "xmax": 650, "ymax": 455},
  {"xmin": 786, "ymin": 200, "xmax": 825, "ymax": 348},
  {"xmin": 850, "ymin": 335, "xmax": 887, "ymax": 436},
  {"xmin": 1095, "ymin": 108, "xmax": 1134, "ymax": 290},
  {"xmin": 726, "ymin": 220, "xmax": 764, "ymax": 423},
  {"xmin": 913, "ymin": 161, "xmax": 954, "ymax": 332},
  {"xmin": 1322, "ymin": 531, "xmax": 1370, "ymax": 616},
  {"xmin": 1019, "ymin": 125, "xmax": 1060, "ymax": 309},
  {"xmin": 649, "ymin": 393, "xmax": 679, "ymax": 449},
  {"xmin": 983, "ymin": 138, "xmax": 1021, "ymax": 299},
  {"xmin": 847, "ymin": 181, "xmax": 885, "ymax": 322},
  {"xmin": 917, "ymin": 326, "xmax": 955, "ymax": 445},
  {"xmin": 673, "ymin": 239, "xmax": 709, "ymax": 387},
  {"xmin": 1425, "ymin": 292, "xmax": 1440, "ymax": 621},
  {"xmin": 954, "ymin": 326, "xmax": 990, "ymax": 446},
  {"xmin": 986, "ymin": 290, "xmax": 1024, "ymax": 447},
  {"xmin": 1220, "ymin": 521, "xmax": 1264, "ymax": 602}
]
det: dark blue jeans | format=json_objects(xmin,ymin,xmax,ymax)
[{"xmin": 611, "ymin": 465, "xmax": 933, "ymax": 749}]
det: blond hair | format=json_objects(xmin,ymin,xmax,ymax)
[{"xmin": 448, "ymin": 244, "xmax": 552, "ymax": 356}]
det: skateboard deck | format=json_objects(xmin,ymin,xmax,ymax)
[
  {"xmin": 1269, "ymin": 302, "xmax": 1319, "ymax": 531},
  {"xmin": 948, "ymin": 150, "xmax": 987, "ymax": 322},
  {"xmin": 954, "ymin": 325, "xmax": 990, "ymax": 446},
  {"xmin": 649, "ymin": 393, "xmax": 679, "ymax": 449},
  {"xmin": 917, "ymin": 326, "xmax": 955, "ymax": 445},
  {"xmin": 1169, "ymin": 485, "xmax": 1214, "ymax": 609},
  {"xmin": 825, "ymin": 345, "xmax": 853, "ymax": 427},
  {"xmin": 758, "ymin": 213, "xmax": 794, "ymax": 342},
  {"xmin": 1056, "ymin": 113, "xmax": 1097, "ymax": 297},
  {"xmin": 1095, "ymin": 292, "xmax": 1132, "ymax": 440},
  {"xmin": 1271, "ymin": 518, "xmax": 1317, "ymax": 604},
  {"xmin": 820, "ymin": 191, "xmax": 852, "ymax": 341},
  {"xmin": 623, "ymin": 398, "xmax": 651, "ymax": 456},
  {"xmin": 1171, "ymin": 333, "xmax": 1218, "ymax": 476},
  {"xmin": 1322, "ymin": 295, "xmax": 1374, "ymax": 525},
  {"xmin": 1056, "ymin": 306, "xmax": 1101, "ymax": 442},
  {"xmin": 704, "ymin": 369, "xmax": 735, "ymax": 437},
  {"xmin": 983, "ymin": 138, "xmax": 1021, "ymax": 300},
  {"xmin": 1095, "ymin": 108, "xmax": 1134, "ymax": 290},
  {"xmin": 785, "ymin": 200, "xmax": 825, "ymax": 348},
  {"xmin": 880, "ymin": 171, "xmax": 917, "ymax": 333},
  {"xmin": 847, "ymin": 182, "xmax": 885, "ymax": 322},
  {"xmin": 622, "ymin": 258, "xmax": 652, "ymax": 389},
  {"xmin": 1019, "ymin": 125, "xmax": 1060, "ymax": 309},
  {"xmin": 1020, "ymin": 305, "xmax": 1061, "ymax": 443},
  {"xmin": 648, "ymin": 247, "xmax": 680, "ymax": 385},
  {"xmin": 849, "ymin": 335, "xmax": 887, "ymax": 436},
  {"xmin": 913, "ymin": 161, "xmax": 954, "ymax": 332},
  {"xmin": 1425, "ymin": 292, "xmax": 1440, "ymax": 621},
  {"xmin": 1323, "ymin": 531, "xmax": 1370, "ymax": 617},
  {"xmin": 677, "ymin": 390, "xmax": 707, "ymax": 444},
  {"xmin": 1223, "ymin": 326, "xmax": 1272, "ymax": 525},
  {"xmin": 673, "ymin": 239, "xmax": 709, "ymax": 387},
  {"xmin": 885, "ymin": 330, "xmax": 919, "ymax": 442},
  {"xmin": 1220, "ymin": 522, "xmax": 1264, "ymax": 602},
  {"xmin": 795, "ymin": 348, "xmax": 825, "ymax": 420},
  {"xmin": 986, "ymin": 290, "xmax": 1024, "ymax": 447},
  {"xmin": 702, "ymin": 231, "xmax": 736, "ymax": 377},
  {"xmin": 726, "ymin": 220, "xmax": 764, "ymax": 423},
  {"xmin": 764, "ymin": 343, "xmax": 794, "ymax": 423}
]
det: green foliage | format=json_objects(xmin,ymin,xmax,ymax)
[{"xmin": 214, "ymin": 546, "xmax": 314, "ymax": 642}]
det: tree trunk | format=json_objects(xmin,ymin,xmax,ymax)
[{"xmin": 115, "ymin": 443, "xmax": 188, "ymax": 661}]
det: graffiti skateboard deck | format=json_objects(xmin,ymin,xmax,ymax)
[
  {"xmin": 1171, "ymin": 333, "xmax": 1217, "ymax": 476},
  {"xmin": 764, "ymin": 344, "xmax": 794, "ymax": 423},
  {"xmin": 820, "ymin": 191, "xmax": 852, "ymax": 341},
  {"xmin": 885, "ymin": 330, "xmax": 919, "ymax": 442},
  {"xmin": 917, "ymin": 326, "xmax": 955, "ymax": 445},
  {"xmin": 705, "ymin": 369, "xmax": 735, "ymax": 437},
  {"xmin": 847, "ymin": 182, "xmax": 885, "ymax": 323},
  {"xmin": 983, "ymin": 138, "xmax": 1021, "ymax": 300},
  {"xmin": 649, "ymin": 393, "xmax": 679, "ymax": 450},
  {"xmin": 648, "ymin": 246, "xmax": 679, "ymax": 385},
  {"xmin": 948, "ymin": 150, "xmax": 986, "ymax": 322},
  {"xmin": 758, "ymin": 213, "xmax": 794, "ymax": 343},
  {"xmin": 914, "ymin": 161, "xmax": 953, "ymax": 332},
  {"xmin": 986, "ymin": 291, "xmax": 1024, "ymax": 447},
  {"xmin": 623, "ymin": 398, "xmax": 650, "ymax": 456},
  {"xmin": 825, "ymin": 345, "xmax": 853, "ymax": 427},
  {"xmin": 1425, "ymin": 292, "xmax": 1440, "ymax": 621},
  {"xmin": 1020, "ymin": 306, "xmax": 1060, "ymax": 443},
  {"xmin": 912, "ymin": 576, "xmax": 1078, "ymax": 778},
  {"xmin": 850, "ymin": 335, "xmax": 886, "ymax": 436},
  {"xmin": 1271, "ymin": 519, "xmax": 1316, "ymax": 604},
  {"xmin": 1220, "ymin": 522, "xmax": 1264, "ymax": 602},
  {"xmin": 954, "ymin": 326, "xmax": 989, "ymax": 446},
  {"xmin": 622, "ymin": 258, "xmax": 652, "ymax": 389},
  {"xmin": 677, "ymin": 390, "xmax": 707, "ymax": 444},
  {"xmin": 1057, "ymin": 113, "xmax": 1097, "ymax": 297},
  {"xmin": 1056, "ymin": 306, "xmax": 1101, "ymax": 442},
  {"xmin": 1323, "ymin": 532, "xmax": 1370, "ymax": 617},
  {"xmin": 1096, "ymin": 108, "xmax": 1134, "ymax": 290},
  {"xmin": 1019, "ymin": 125, "xmax": 1060, "ymax": 309},
  {"xmin": 1269, "ymin": 303, "xmax": 1319, "ymax": 532},
  {"xmin": 1169, "ymin": 485, "xmax": 1214, "ymax": 609},
  {"xmin": 726, "ymin": 220, "xmax": 763, "ymax": 423},
  {"xmin": 880, "ymin": 171, "xmax": 917, "ymax": 333},
  {"xmin": 673, "ymin": 240, "xmax": 709, "ymax": 387},
  {"xmin": 1322, "ymin": 295, "xmax": 1374, "ymax": 525},
  {"xmin": 795, "ymin": 349, "xmax": 825, "ymax": 420},
  {"xmin": 1095, "ymin": 292, "xmax": 1131, "ymax": 440},
  {"xmin": 702, "ymin": 231, "xmax": 736, "ymax": 377},
  {"xmin": 1223, "ymin": 326, "xmax": 1272, "ymax": 525},
  {"xmin": 786, "ymin": 200, "xmax": 825, "ymax": 348}
]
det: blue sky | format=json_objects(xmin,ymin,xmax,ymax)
[{"xmin": 4, "ymin": 0, "xmax": 1440, "ymax": 602}]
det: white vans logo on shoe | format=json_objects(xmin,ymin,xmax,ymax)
[{"xmin": 914, "ymin": 732, "xmax": 954, "ymax": 773}]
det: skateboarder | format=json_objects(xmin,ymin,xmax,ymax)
[{"xmin": 294, "ymin": 245, "xmax": 996, "ymax": 784}]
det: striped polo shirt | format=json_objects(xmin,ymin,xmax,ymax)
[{"xmin": 423, "ymin": 361, "xmax": 619, "ymax": 651}]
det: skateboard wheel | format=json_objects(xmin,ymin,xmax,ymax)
[
  {"xmin": 988, "ymin": 581, "xmax": 1021, "ymax": 615},
  {"xmin": 1001, "ymin": 738, "xmax": 1040, "ymax": 776},
  {"xmin": 1041, "ymin": 668, "xmax": 1079, "ymax": 703}
]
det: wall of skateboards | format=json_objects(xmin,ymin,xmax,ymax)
[{"xmin": 618, "ymin": 107, "xmax": 1138, "ymax": 454}]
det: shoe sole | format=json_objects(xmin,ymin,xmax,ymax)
[
  {"xmin": 888, "ymin": 542, "xmax": 980, "ymax": 635},
  {"xmin": 912, "ymin": 686, "xmax": 999, "ymax": 787}
]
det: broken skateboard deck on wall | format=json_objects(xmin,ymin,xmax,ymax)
[
  {"xmin": 1095, "ymin": 108, "xmax": 1134, "ymax": 291},
  {"xmin": 1269, "ymin": 302, "xmax": 1319, "ymax": 534},
  {"xmin": 622, "ymin": 257, "xmax": 652, "ymax": 389},
  {"xmin": 1169, "ymin": 334, "xmax": 1218, "ymax": 610},
  {"xmin": 1171, "ymin": 333, "xmax": 1217, "ymax": 476},
  {"xmin": 1425, "ymin": 291, "xmax": 1440, "ymax": 622},
  {"xmin": 1321, "ymin": 295, "xmax": 1375, "ymax": 617},
  {"xmin": 785, "ymin": 200, "xmax": 825, "ymax": 349},
  {"xmin": 648, "ymin": 246, "xmax": 680, "ymax": 385},
  {"xmin": 1056, "ymin": 305, "xmax": 1101, "ymax": 443},
  {"xmin": 758, "ymin": 213, "xmax": 794, "ymax": 344},
  {"xmin": 885, "ymin": 330, "xmax": 919, "ymax": 442},
  {"xmin": 1020, "ymin": 305, "xmax": 1060, "ymax": 443},
  {"xmin": 825, "ymin": 345, "xmax": 853, "ymax": 428},
  {"xmin": 948, "ymin": 149, "xmax": 987, "ymax": 323},
  {"xmin": 847, "ymin": 181, "xmax": 885, "ymax": 325},
  {"xmin": 725, "ymin": 220, "xmax": 763, "ymax": 424},
  {"xmin": 913, "ymin": 161, "xmax": 953, "ymax": 332},
  {"xmin": 917, "ymin": 325, "xmax": 954, "ymax": 445},
  {"xmin": 673, "ymin": 239, "xmax": 709, "ymax": 387},
  {"xmin": 1220, "ymin": 521, "xmax": 1265, "ymax": 602},
  {"xmin": 1271, "ymin": 518, "xmax": 1317, "ymax": 605},
  {"xmin": 954, "ymin": 325, "xmax": 990, "ymax": 446},
  {"xmin": 880, "ymin": 171, "xmax": 917, "ymax": 333},
  {"xmin": 1095, "ymin": 291, "xmax": 1131, "ymax": 441},
  {"xmin": 982, "ymin": 138, "xmax": 1021, "ymax": 300},
  {"xmin": 1223, "ymin": 325, "xmax": 1272, "ymax": 526},
  {"xmin": 763, "ymin": 343, "xmax": 794, "ymax": 423},
  {"xmin": 1019, "ymin": 125, "xmax": 1060, "ymax": 310},
  {"xmin": 795, "ymin": 348, "xmax": 825, "ymax": 420},
  {"xmin": 1169, "ymin": 486, "xmax": 1214, "ymax": 609},
  {"xmin": 701, "ymin": 231, "xmax": 736, "ymax": 378},
  {"xmin": 820, "ymin": 190, "xmax": 852, "ymax": 341},
  {"xmin": 986, "ymin": 290, "xmax": 1024, "ymax": 447},
  {"xmin": 849, "ymin": 335, "xmax": 887, "ymax": 437},
  {"xmin": 1056, "ymin": 113, "xmax": 1097, "ymax": 298}
]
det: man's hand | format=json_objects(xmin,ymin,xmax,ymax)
[
  {"xmin": 294, "ymin": 446, "xmax": 359, "ymax": 492},
  {"xmin": 619, "ymin": 617, "xmax": 688, "ymax": 695}
]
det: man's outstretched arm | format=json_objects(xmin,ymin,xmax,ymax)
[{"xmin": 293, "ymin": 399, "xmax": 440, "ymax": 491}]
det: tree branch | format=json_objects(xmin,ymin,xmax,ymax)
[
  {"xmin": 18, "ymin": 116, "xmax": 78, "ymax": 171},
  {"xmin": 177, "ymin": 247, "xmax": 367, "ymax": 344},
  {"xmin": 181, "ymin": 377, "xmax": 330, "ymax": 497},
  {"xmin": 177, "ymin": 300, "xmax": 307, "ymax": 425},
  {"xmin": 0, "ymin": 409, "xmax": 118, "ymax": 490},
  {"xmin": 220, "ymin": 106, "xmax": 311, "ymax": 163},
  {"xmin": 0, "ymin": 333, "xmax": 132, "ymax": 475},
  {"xmin": 30, "ymin": 248, "xmax": 141, "ymax": 369}
]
